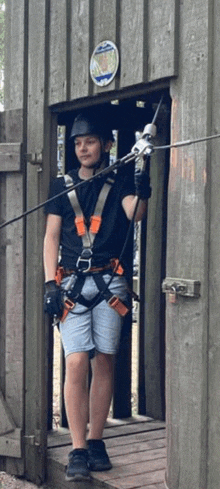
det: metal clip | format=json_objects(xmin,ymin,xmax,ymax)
[
  {"xmin": 131, "ymin": 138, "xmax": 154, "ymax": 156},
  {"xmin": 76, "ymin": 248, "xmax": 93, "ymax": 273}
]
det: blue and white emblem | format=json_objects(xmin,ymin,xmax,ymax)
[{"xmin": 90, "ymin": 40, "xmax": 119, "ymax": 87}]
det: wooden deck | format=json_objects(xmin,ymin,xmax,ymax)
[{"xmin": 47, "ymin": 416, "xmax": 166, "ymax": 489}]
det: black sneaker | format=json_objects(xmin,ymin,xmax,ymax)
[
  {"xmin": 87, "ymin": 439, "xmax": 112, "ymax": 471},
  {"xmin": 65, "ymin": 448, "xmax": 90, "ymax": 481}
]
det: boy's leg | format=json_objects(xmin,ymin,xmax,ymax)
[
  {"xmin": 88, "ymin": 352, "xmax": 114, "ymax": 439},
  {"xmin": 64, "ymin": 351, "xmax": 89, "ymax": 448}
]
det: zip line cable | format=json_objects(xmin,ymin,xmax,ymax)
[
  {"xmin": 154, "ymin": 132, "xmax": 220, "ymax": 150},
  {"xmin": 1, "ymin": 131, "xmax": 220, "ymax": 231},
  {"xmin": 0, "ymin": 152, "xmax": 136, "ymax": 230}
]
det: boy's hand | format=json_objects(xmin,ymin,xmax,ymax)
[
  {"xmin": 44, "ymin": 280, "xmax": 63, "ymax": 318},
  {"xmin": 135, "ymin": 170, "xmax": 152, "ymax": 200}
]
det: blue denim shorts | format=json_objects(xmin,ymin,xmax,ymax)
[{"xmin": 59, "ymin": 273, "xmax": 129, "ymax": 357}]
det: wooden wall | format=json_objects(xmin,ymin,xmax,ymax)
[
  {"xmin": 5, "ymin": 0, "xmax": 220, "ymax": 488},
  {"xmin": 49, "ymin": 0, "xmax": 177, "ymax": 105},
  {"xmin": 207, "ymin": 0, "xmax": 220, "ymax": 487},
  {"xmin": 0, "ymin": 116, "xmax": 24, "ymax": 477},
  {"xmin": 165, "ymin": 0, "xmax": 220, "ymax": 488}
]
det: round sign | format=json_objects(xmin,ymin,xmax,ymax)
[{"xmin": 90, "ymin": 40, "xmax": 119, "ymax": 87}]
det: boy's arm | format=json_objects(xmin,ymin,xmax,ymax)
[
  {"xmin": 122, "ymin": 167, "xmax": 151, "ymax": 221},
  {"xmin": 43, "ymin": 214, "xmax": 62, "ymax": 281},
  {"xmin": 122, "ymin": 195, "xmax": 148, "ymax": 222}
]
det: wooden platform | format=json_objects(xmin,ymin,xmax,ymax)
[{"xmin": 47, "ymin": 416, "xmax": 166, "ymax": 489}]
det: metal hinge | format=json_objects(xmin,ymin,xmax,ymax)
[
  {"xmin": 162, "ymin": 277, "xmax": 201, "ymax": 299},
  {"xmin": 24, "ymin": 430, "xmax": 42, "ymax": 446}
]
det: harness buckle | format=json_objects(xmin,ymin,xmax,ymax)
[
  {"xmin": 90, "ymin": 215, "xmax": 102, "ymax": 234},
  {"xmin": 75, "ymin": 216, "xmax": 86, "ymax": 236},
  {"xmin": 76, "ymin": 248, "xmax": 93, "ymax": 273},
  {"xmin": 60, "ymin": 298, "xmax": 75, "ymax": 322},
  {"xmin": 108, "ymin": 295, "xmax": 129, "ymax": 317}
]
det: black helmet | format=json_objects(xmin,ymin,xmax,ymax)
[{"xmin": 70, "ymin": 113, "xmax": 114, "ymax": 142}]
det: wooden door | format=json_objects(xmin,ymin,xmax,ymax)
[{"xmin": 0, "ymin": 128, "xmax": 24, "ymax": 474}]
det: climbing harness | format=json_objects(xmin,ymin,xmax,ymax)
[
  {"xmin": 64, "ymin": 173, "xmax": 115, "ymax": 273},
  {"xmin": 55, "ymin": 173, "xmax": 130, "ymax": 322}
]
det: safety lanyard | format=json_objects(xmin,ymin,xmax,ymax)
[{"xmin": 64, "ymin": 173, "xmax": 114, "ymax": 271}]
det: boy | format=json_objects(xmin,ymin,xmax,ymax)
[{"xmin": 43, "ymin": 111, "xmax": 151, "ymax": 481}]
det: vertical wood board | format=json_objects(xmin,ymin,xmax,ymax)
[
  {"xmin": 25, "ymin": 0, "xmax": 48, "ymax": 483},
  {"xmin": 70, "ymin": 0, "xmax": 91, "ymax": 100},
  {"xmin": 4, "ymin": 0, "xmax": 25, "ymax": 110},
  {"xmin": 166, "ymin": 0, "xmax": 209, "ymax": 487},
  {"xmin": 207, "ymin": 0, "xmax": 220, "ymax": 486},
  {"xmin": 0, "ymin": 108, "xmax": 24, "ymax": 471},
  {"xmin": 120, "ymin": 0, "xmax": 146, "ymax": 88},
  {"xmin": 28, "ymin": 0, "xmax": 46, "ymax": 152},
  {"xmin": 0, "ymin": 143, "xmax": 22, "ymax": 172},
  {"xmin": 92, "ymin": 0, "xmax": 117, "ymax": 95},
  {"xmin": 144, "ymin": 107, "xmax": 169, "ymax": 420},
  {"xmin": 49, "ymin": 0, "xmax": 67, "ymax": 105},
  {"xmin": 0, "ymin": 174, "xmax": 6, "ymax": 396},
  {"xmin": 148, "ymin": 0, "xmax": 178, "ymax": 82},
  {"xmin": 5, "ymin": 174, "xmax": 24, "ymax": 428},
  {"xmin": 0, "ymin": 110, "xmax": 23, "ymax": 144}
]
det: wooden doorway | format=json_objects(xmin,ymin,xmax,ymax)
[{"xmin": 48, "ymin": 90, "xmax": 171, "ymax": 431}]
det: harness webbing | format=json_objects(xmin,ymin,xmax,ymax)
[
  {"xmin": 58, "ymin": 172, "xmax": 130, "ymax": 319},
  {"xmin": 64, "ymin": 173, "xmax": 114, "ymax": 249}
]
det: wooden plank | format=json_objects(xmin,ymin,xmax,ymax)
[
  {"xmin": 166, "ymin": 0, "xmax": 209, "ymax": 487},
  {"xmin": 92, "ymin": 0, "xmax": 117, "ymax": 95},
  {"xmin": 138, "ymin": 485, "xmax": 165, "ymax": 489},
  {"xmin": 0, "ymin": 391, "xmax": 16, "ymax": 435},
  {"xmin": 70, "ymin": 0, "xmax": 91, "ymax": 100},
  {"xmin": 0, "ymin": 143, "xmax": 21, "ymax": 172},
  {"xmin": 49, "ymin": 0, "xmax": 67, "ymax": 105},
  {"xmin": 0, "ymin": 110, "xmax": 23, "ymax": 144},
  {"xmin": 4, "ymin": 0, "xmax": 25, "ymax": 110},
  {"xmin": 144, "ymin": 106, "xmax": 170, "ymax": 420},
  {"xmin": 25, "ymin": 0, "xmax": 49, "ymax": 483},
  {"xmin": 120, "ymin": 0, "xmax": 146, "ymax": 87},
  {"xmin": 108, "ymin": 448, "xmax": 166, "ymax": 465},
  {"xmin": 0, "ymin": 429, "xmax": 22, "ymax": 458},
  {"xmin": 102, "ymin": 421, "xmax": 165, "ymax": 439},
  {"xmin": 107, "ymin": 439, "xmax": 166, "ymax": 457},
  {"xmin": 0, "ymin": 105, "xmax": 24, "ymax": 474},
  {"xmin": 5, "ymin": 174, "xmax": 24, "ymax": 429},
  {"xmin": 48, "ymin": 443, "xmax": 166, "ymax": 466},
  {"xmin": 3, "ymin": 171, "xmax": 24, "ymax": 479},
  {"xmin": 96, "ymin": 458, "xmax": 166, "ymax": 482},
  {"xmin": 148, "ymin": 0, "xmax": 178, "ymax": 82},
  {"xmin": 48, "ymin": 428, "xmax": 165, "ymax": 450},
  {"xmin": 100, "ymin": 469, "xmax": 165, "ymax": 488},
  {"xmin": 207, "ymin": 1, "xmax": 220, "ymax": 487},
  {"xmin": 0, "ymin": 174, "xmax": 6, "ymax": 402}
]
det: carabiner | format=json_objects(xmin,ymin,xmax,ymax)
[{"xmin": 76, "ymin": 248, "xmax": 93, "ymax": 273}]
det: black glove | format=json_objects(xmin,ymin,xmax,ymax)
[
  {"xmin": 44, "ymin": 280, "xmax": 63, "ymax": 318},
  {"xmin": 134, "ymin": 169, "xmax": 152, "ymax": 200}
]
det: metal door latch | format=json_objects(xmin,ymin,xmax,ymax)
[
  {"xmin": 162, "ymin": 277, "xmax": 201, "ymax": 302},
  {"xmin": 25, "ymin": 152, "xmax": 43, "ymax": 172},
  {"xmin": 24, "ymin": 430, "xmax": 42, "ymax": 446}
]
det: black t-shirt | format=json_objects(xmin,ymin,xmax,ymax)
[{"xmin": 44, "ymin": 169, "xmax": 135, "ymax": 270}]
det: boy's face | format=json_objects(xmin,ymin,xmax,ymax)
[{"xmin": 75, "ymin": 135, "xmax": 102, "ymax": 168}]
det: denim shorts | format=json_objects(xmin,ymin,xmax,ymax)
[{"xmin": 59, "ymin": 273, "xmax": 129, "ymax": 357}]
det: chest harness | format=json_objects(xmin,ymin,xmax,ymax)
[{"xmin": 55, "ymin": 173, "xmax": 130, "ymax": 321}]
